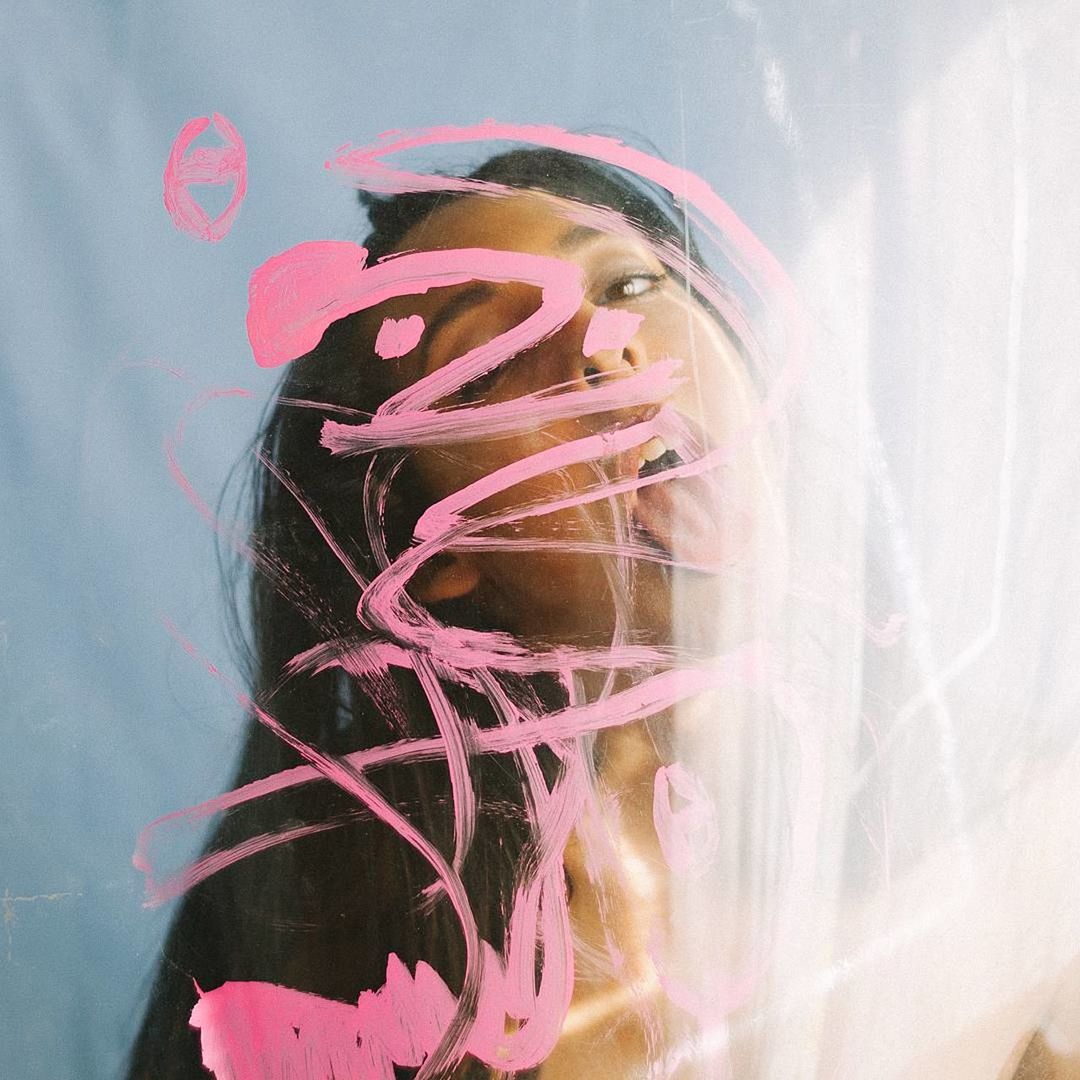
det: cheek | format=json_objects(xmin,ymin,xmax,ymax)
[
  {"xmin": 411, "ymin": 436, "xmax": 596, "ymax": 532},
  {"xmin": 641, "ymin": 306, "xmax": 757, "ymax": 426}
]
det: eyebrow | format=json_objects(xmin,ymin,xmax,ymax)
[
  {"xmin": 418, "ymin": 224, "xmax": 604, "ymax": 370},
  {"xmin": 419, "ymin": 282, "xmax": 497, "ymax": 370},
  {"xmin": 554, "ymin": 223, "xmax": 603, "ymax": 251}
]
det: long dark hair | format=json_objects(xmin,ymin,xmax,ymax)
[{"xmin": 126, "ymin": 146, "xmax": 710, "ymax": 1080}]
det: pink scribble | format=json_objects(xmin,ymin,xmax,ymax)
[
  {"xmin": 138, "ymin": 627, "xmax": 764, "ymax": 910},
  {"xmin": 325, "ymin": 119, "xmax": 806, "ymax": 413},
  {"xmin": 582, "ymin": 307, "xmax": 643, "ymax": 358},
  {"xmin": 142, "ymin": 119, "xmax": 805, "ymax": 1079},
  {"xmin": 163, "ymin": 113, "xmax": 247, "ymax": 242},
  {"xmin": 374, "ymin": 314, "xmax": 425, "ymax": 358}
]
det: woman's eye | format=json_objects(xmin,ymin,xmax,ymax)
[
  {"xmin": 601, "ymin": 271, "xmax": 666, "ymax": 303},
  {"xmin": 457, "ymin": 367, "xmax": 501, "ymax": 403}
]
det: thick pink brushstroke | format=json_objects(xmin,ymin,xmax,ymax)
[
  {"xmin": 247, "ymin": 246, "xmax": 583, "ymax": 372},
  {"xmin": 192, "ymin": 981, "xmax": 368, "ymax": 1079},
  {"xmin": 373, "ymin": 313, "xmax": 425, "ymax": 358},
  {"xmin": 412, "ymin": 655, "xmax": 478, "ymax": 875},
  {"xmin": 411, "ymin": 411, "xmax": 668, "ymax": 541},
  {"xmin": 320, "ymin": 356, "xmax": 684, "ymax": 452},
  {"xmin": 247, "ymin": 241, "xmax": 370, "ymax": 365},
  {"xmin": 163, "ymin": 113, "xmax": 247, "ymax": 242},
  {"xmin": 193, "ymin": 867, "xmax": 572, "ymax": 1078},
  {"xmin": 582, "ymin": 307, "xmax": 643, "ymax": 358}
]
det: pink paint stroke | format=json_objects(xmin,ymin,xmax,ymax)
[
  {"xmin": 246, "ymin": 246, "xmax": 583, "ymax": 372},
  {"xmin": 374, "ymin": 313, "xmax": 425, "ymax": 358},
  {"xmin": 582, "ymin": 307, "xmax": 643, "ymax": 358},
  {"xmin": 163, "ymin": 386, "xmax": 254, "ymax": 530},
  {"xmin": 193, "ymin": 865, "xmax": 572, "ymax": 1077},
  {"xmin": 163, "ymin": 113, "xmax": 247, "ymax": 242},
  {"xmin": 320, "ymin": 356, "xmax": 684, "ymax": 452}
]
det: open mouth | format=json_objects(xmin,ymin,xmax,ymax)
[
  {"xmin": 631, "ymin": 437, "xmax": 684, "ymax": 560},
  {"xmin": 628, "ymin": 427, "xmax": 733, "ymax": 575},
  {"xmin": 637, "ymin": 437, "xmax": 684, "ymax": 480}
]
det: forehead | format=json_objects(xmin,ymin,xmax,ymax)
[{"xmin": 396, "ymin": 191, "xmax": 610, "ymax": 257}]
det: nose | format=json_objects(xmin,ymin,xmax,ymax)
[
  {"xmin": 573, "ymin": 303, "xmax": 648, "ymax": 390},
  {"xmin": 581, "ymin": 348, "xmax": 635, "ymax": 387}
]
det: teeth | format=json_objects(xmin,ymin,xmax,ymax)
[
  {"xmin": 637, "ymin": 437, "xmax": 684, "ymax": 480},
  {"xmin": 638, "ymin": 437, "xmax": 668, "ymax": 470}
]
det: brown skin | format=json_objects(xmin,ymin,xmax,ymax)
[{"xmin": 364, "ymin": 192, "xmax": 785, "ymax": 654}]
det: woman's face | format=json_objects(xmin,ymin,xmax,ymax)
[{"xmin": 365, "ymin": 191, "xmax": 784, "ymax": 653}]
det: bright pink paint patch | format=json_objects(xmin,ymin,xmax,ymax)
[
  {"xmin": 192, "ymin": 981, "xmax": 370, "ymax": 1079},
  {"xmin": 582, "ymin": 307, "xmax": 643, "ymax": 358},
  {"xmin": 374, "ymin": 314, "xmax": 425, "ymax": 359},
  {"xmin": 162, "ymin": 113, "xmax": 247, "ymax": 242},
  {"xmin": 246, "ymin": 245, "xmax": 581, "ymax": 370},
  {"xmin": 246, "ymin": 241, "xmax": 369, "ymax": 367}
]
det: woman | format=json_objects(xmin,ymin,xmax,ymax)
[{"xmin": 128, "ymin": 142, "xmax": 1077, "ymax": 1079}]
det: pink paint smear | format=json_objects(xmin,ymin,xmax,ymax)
[{"xmin": 163, "ymin": 113, "xmax": 247, "ymax": 242}]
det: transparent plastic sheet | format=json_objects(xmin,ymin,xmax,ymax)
[{"xmin": 3, "ymin": 4, "xmax": 1079, "ymax": 1079}]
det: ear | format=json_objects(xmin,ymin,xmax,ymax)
[{"xmin": 410, "ymin": 551, "xmax": 481, "ymax": 606}]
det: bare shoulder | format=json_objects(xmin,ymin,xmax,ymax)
[
  {"xmin": 891, "ymin": 953, "xmax": 1080, "ymax": 1079},
  {"xmin": 1006, "ymin": 955, "xmax": 1080, "ymax": 1079},
  {"xmin": 1005, "ymin": 1031, "xmax": 1080, "ymax": 1080}
]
